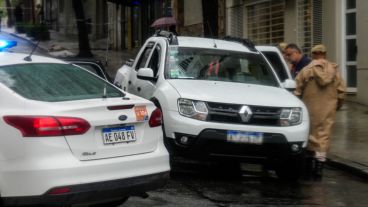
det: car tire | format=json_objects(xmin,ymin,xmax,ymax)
[{"xmin": 275, "ymin": 157, "xmax": 304, "ymax": 181}]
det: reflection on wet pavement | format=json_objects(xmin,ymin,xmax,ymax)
[
  {"xmin": 124, "ymin": 165, "xmax": 368, "ymax": 207},
  {"xmin": 331, "ymin": 100, "xmax": 368, "ymax": 166}
]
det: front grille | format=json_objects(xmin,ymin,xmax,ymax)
[{"xmin": 206, "ymin": 102, "xmax": 281, "ymax": 126}]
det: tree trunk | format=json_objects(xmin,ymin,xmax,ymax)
[
  {"xmin": 72, "ymin": 0, "xmax": 93, "ymax": 58},
  {"xmin": 5, "ymin": 0, "xmax": 14, "ymax": 27},
  {"xmin": 202, "ymin": 0, "xmax": 218, "ymax": 38}
]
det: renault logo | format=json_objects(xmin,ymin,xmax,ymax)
[{"xmin": 238, "ymin": 105, "xmax": 252, "ymax": 122}]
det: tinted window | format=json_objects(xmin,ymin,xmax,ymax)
[
  {"xmin": 0, "ymin": 63, "xmax": 123, "ymax": 102},
  {"xmin": 73, "ymin": 62, "xmax": 108, "ymax": 81},
  {"xmin": 166, "ymin": 47, "xmax": 279, "ymax": 87},
  {"xmin": 136, "ymin": 42, "xmax": 154, "ymax": 70},
  {"xmin": 261, "ymin": 51, "xmax": 288, "ymax": 81},
  {"xmin": 147, "ymin": 45, "xmax": 161, "ymax": 77}
]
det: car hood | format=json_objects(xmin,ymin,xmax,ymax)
[{"xmin": 167, "ymin": 80, "xmax": 302, "ymax": 107}]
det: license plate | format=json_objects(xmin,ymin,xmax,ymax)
[
  {"xmin": 227, "ymin": 130, "xmax": 263, "ymax": 144},
  {"xmin": 102, "ymin": 126, "xmax": 137, "ymax": 145}
]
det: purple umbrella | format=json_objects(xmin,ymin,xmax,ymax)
[{"xmin": 151, "ymin": 17, "xmax": 179, "ymax": 28}]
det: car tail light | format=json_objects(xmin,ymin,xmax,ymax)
[
  {"xmin": 3, "ymin": 116, "xmax": 90, "ymax": 137},
  {"xmin": 149, "ymin": 108, "xmax": 162, "ymax": 127},
  {"xmin": 47, "ymin": 187, "xmax": 71, "ymax": 195}
]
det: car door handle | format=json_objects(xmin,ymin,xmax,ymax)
[
  {"xmin": 137, "ymin": 87, "xmax": 141, "ymax": 92},
  {"xmin": 128, "ymin": 81, "xmax": 132, "ymax": 85}
]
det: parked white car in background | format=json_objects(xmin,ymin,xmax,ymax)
[
  {"xmin": 114, "ymin": 32, "xmax": 309, "ymax": 180},
  {"xmin": 0, "ymin": 50, "xmax": 169, "ymax": 206}
]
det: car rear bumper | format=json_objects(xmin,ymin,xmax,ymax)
[
  {"xmin": 165, "ymin": 128, "xmax": 305, "ymax": 163},
  {"xmin": 0, "ymin": 140, "xmax": 169, "ymax": 198},
  {"xmin": 2, "ymin": 171, "xmax": 169, "ymax": 206}
]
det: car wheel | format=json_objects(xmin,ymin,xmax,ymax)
[
  {"xmin": 89, "ymin": 197, "xmax": 129, "ymax": 207},
  {"xmin": 275, "ymin": 157, "xmax": 304, "ymax": 181}
]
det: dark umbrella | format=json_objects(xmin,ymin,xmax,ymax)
[{"xmin": 151, "ymin": 17, "xmax": 179, "ymax": 28}]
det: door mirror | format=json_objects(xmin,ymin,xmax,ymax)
[
  {"xmin": 282, "ymin": 79, "xmax": 296, "ymax": 90},
  {"xmin": 137, "ymin": 68, "xmax": 157, "ymax": 81}
]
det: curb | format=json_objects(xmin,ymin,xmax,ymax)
[{"xmin": 327, "ymin": 155, "xmax": 368, "ymax": 179}]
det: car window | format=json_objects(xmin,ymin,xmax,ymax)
[
  {"xmin": 166, "ymin": 47, "xmax": 279, "ymax": 87},
  {"xmin": 147, "ymin": 44, "xmax": 161, "ymax": 77},
  {"xmin": 0, "ymin": 63, "xmax": 124, "ymax": 102},
  {"xmin": 135, "ymin": 42, "xmax": 155, "ymax": 70},
  {"xmin": 73, "ymin": 62, "xmax": 108, "ymax": 80},
  {"xmin": 261, "ymin": 51, "xmax": 288, "ymax": 82}
]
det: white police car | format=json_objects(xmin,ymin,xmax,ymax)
[{"xmin": 0, "ymin": 41, "xmax": 169, "ymax": 206}]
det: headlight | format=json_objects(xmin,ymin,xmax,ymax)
[
  {"xmin": 279, "ymin": 107, "xmax": 302, "ymax": 126},
  {"xmin": 178, "ymin": 98, "xmax": 208, "ymax": 121}
]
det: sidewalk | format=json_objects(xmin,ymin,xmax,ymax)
[
  {"xmin": 1, "ymin": 26, "xmax": 138, "ymax": 78},
  {"xmin": 2, "ymin": 26, "xmax": 368, "ymax": 179},
  {"xmin": 328, "ymin": 96, "xmax": 368, "ymax": 178}
]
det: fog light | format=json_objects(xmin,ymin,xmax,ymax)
[
  {"xmin": 180, "ymin": 136, "xmax": 189, "ymax": 144},
  {"xmin": 291, "ymin": 144, "xmax": 300, "ymax": 152}
]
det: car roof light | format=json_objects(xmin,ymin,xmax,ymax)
[{"xmin": 0, "ymin": 40, "xmax": 17, "ymax": 50}]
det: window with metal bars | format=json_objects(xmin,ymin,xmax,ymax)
[
  {"xmin": 228, "ymin": 5, "xmax": 244, "ymax": 37},
  {"xmin": 296, "ymin": 0, "xmax": 322, "ymax": 54},
  {"xmin": 246, "ymin": 0, "xmax": 285, "ymax": 45}
]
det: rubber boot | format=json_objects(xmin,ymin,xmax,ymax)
[
  {"xmin": 303, "ymin": 151, "xmax": 315, "ymax": 180},
  {"xmin": 313, "ymin": 160, "xmax": 325, "ymax": 181}
]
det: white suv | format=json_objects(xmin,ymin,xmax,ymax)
[{"xmin": 114, "ymin": 32, "xmax": 309, "ymax": 180}]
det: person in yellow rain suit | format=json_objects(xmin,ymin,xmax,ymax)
[{"xmin": 294, "ymin": 44, "xmax": 347, "ymax": 180}]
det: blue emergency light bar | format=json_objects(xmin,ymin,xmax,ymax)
[{"xmin": 0, "ymin": 40, "xmax": 17, "ymax": 51}]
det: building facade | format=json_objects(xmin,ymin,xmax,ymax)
[
  {"xmin": 41, "ymin": 0, "xmax": 169, "ymax": 50},
  {"xmin": 171, "ymin": 0, "xmax": 226, "ymax": 37},
  {"xmin": 225, "ymin": 0, "xmax": 367, "ymax": 105}
]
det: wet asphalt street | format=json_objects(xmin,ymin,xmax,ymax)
[{"xmin": 124, "ymin": 163, "xmax": 368, "ymax": 207}]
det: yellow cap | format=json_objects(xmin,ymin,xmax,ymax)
[
  {"xmin": 311, "ymin": 44, "xmax": 327, "ymax": 53},
  {"xmin": 278, "ymin": 42, "xmax": 288, "ymax": 52}
]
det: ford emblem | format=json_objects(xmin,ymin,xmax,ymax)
[{"xmin": 118, "ymin": 115, "xmax": 128, "ymax": 121}]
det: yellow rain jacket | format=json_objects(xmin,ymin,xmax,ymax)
[{"xmin": 294, "ymin": 59, "xmax": 346, "ymax": 153}]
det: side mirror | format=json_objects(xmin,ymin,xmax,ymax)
[
  {"xmin": 137, "ymin": 68, "xmax": 157, "ymax": 81},
  {"xmin": 126, "ymin": 59, "xmax": 135, "ymax": 67},
  {"xmin": 282, "ymin": 79, "xmax": 296, "ymax": 90}
]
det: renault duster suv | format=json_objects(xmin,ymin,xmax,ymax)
[{"xmin": 114, "ymin": 32, "xmax": 309, "ymax": 180}]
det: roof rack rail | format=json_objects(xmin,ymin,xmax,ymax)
[
  {"xmin": 222, "ymin": 36, "xmax": 257, "ymax": 52},
  {"xmin": 153, "ymin": 30, "xmax": 178, "ymax": 45}
]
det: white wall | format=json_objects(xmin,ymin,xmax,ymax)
[
  {"xmin": 356, "ymin": 0, "xmax": 368, "ymax": 104},
  {"xmin": 184, "ymin": 0, "xmax": 202, "ymax": 26}
]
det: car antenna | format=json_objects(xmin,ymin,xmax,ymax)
[
  {"xmin": 105, "ymin": 21, "xmax": 110, "ymax": 67},
  {"xmin": 102, "ymin": 83, "xmax": 107, "ymax": 99},
  {"xmin": 24, "ymin": 40, "xmax": 40, "ymax": 62},
  {"xmin": 206, "ymin": 21, "xmax": 217, "ymax": 48}
]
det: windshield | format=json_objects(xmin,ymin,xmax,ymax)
[
  {"xmin": 165, "ymin": 47, "xmax": 279, "ymax": 87},
  {"xmin": 0, "ymin": 63, "xmax": 124, "ymax": 102}
]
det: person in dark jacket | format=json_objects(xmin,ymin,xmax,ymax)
[{"xmin": 285, "ymin": 43, "xmax": 311, "ymax": 78}]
